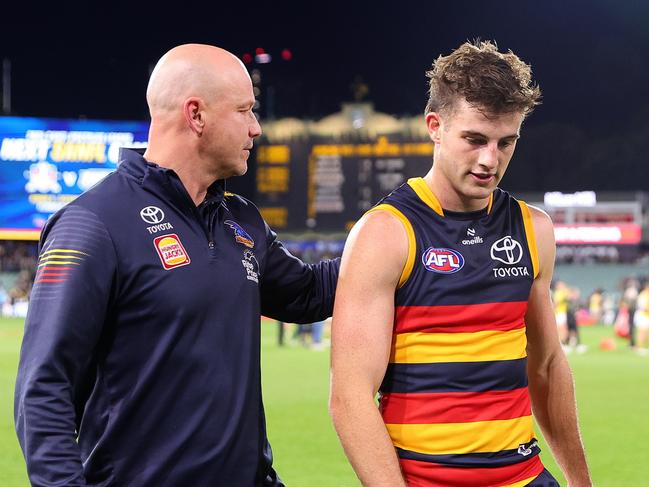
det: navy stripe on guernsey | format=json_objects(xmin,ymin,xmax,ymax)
[
  {"xmin": 396, "ymin": 441, "xmax": 541, "ymax": 468},
  {"xmin": 380, "ymin": 358, "xmax": 528, "ymax": 393}
]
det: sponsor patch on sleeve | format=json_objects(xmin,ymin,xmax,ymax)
[{"xmin": 153, "ymin": 234, "xmax": 191, "ymax": 270}]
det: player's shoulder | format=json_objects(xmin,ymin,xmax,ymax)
[
  {"xmin": 345, "ymin": 205, "xmax": 411, "ymax": 263},
  {"xmin": 501, "ymin": 189, "xmax": 554, "ymax": 239},
  {"xmin": 359, "ymin": 203, "xmax": 410, "ymax": 235},
  {"xmin": 525, "ymin": 203, "xmax": 554, "ymax": 238}
]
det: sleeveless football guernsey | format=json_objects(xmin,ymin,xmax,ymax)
[{"xmin": 374, "ymin": 177, "xmax": 544, "ymax": 487}]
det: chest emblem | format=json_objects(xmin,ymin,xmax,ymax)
[
  {"xmin": 422, "ymin": 247, "xmax": 464, "ymax": 274},
  {"xmin": 153, "ymin": 234, "xmax": 191, "ymax": 270},
  {"xmin": 490, "ymin": 236, "xmax": 523, "ymax": 265},
  {"xmin": 241, "ymin": 249, "xmax": 259, "ymax": 283},
  {"xmin": 225, "ymin": 220, "xmax": 255, "ymax": 248}
]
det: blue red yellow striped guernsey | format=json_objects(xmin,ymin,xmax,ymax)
[{"xmin": 374, "ymin": 177, "xmax": 544, "ymax": 487}]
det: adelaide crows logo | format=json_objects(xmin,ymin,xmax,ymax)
[{"xmin": 224, "ymin": 220, "xmax": 255, "ymax": 248}]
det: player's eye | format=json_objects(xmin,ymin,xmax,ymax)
[{"xmin": 465, "ymin": 137, "xmax": 486, "ymax": 146}]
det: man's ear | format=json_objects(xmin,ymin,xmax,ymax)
[
  {"xmin": 425, "ymin": 112, "xmax": 443, "ymax": 144},
  {"xmin": 183, "ymin": 97, "xmax": 205, "ymax": 136}
]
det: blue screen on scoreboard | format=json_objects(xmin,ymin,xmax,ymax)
[{"xmin": 0, "ymin": 117, "xmax": 149, "ymax": 240}]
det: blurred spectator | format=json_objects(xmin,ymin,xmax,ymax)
[
  {"xmin": 310, "ymin": 320, "xmax": 325, "ymax": 351},
  {"xmin": 277, "ymin": 320, "xmax": 286, "ymax": 347},
  {"xmin": 622, "ymin": 278, "xmax": 640, "ymax": 348},
  {"xmin": 553, "ymin": 280, "xmax": 571, "ymax": 344},
  {"xmin": 633, "ymin": 281, "xmax": 649, "ymax": 354},
  {"xmin": 0, "ymin": 283, "xmax": 7, "ymax": 309},
  {"xmin": 588, "ymin": 288, "xmax": 604, "ymax": 324},
  {"xmin": 602, "ymin": 294, "xmax": 616, "ymax": 326}
]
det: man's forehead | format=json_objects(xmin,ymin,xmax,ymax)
[{"xmin": 445, "ymin": 100, "xmax": 524, "ymax": 134}]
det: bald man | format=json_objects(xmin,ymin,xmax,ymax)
[{"xmin": 14, "ymin": 44, "xmax": 339, "ymax": 487}]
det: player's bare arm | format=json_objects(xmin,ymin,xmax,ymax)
[
  {"xmin": 330, "ymin": 209, "xmax": 409, "ymax": 487},
  {"xmin": 525, "ymin": 205, "xmax": 593, "ymax": 487}
]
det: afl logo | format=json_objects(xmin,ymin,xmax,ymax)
[
  {"xmin": 140, "ymin": 206, "xmax": 165, "ymax": 224},
  {"xmin": 422, "ymin": 247, "xmax": 465, "ymax": 274}
]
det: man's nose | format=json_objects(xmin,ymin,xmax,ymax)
[
  {"xmin": 477, "ymin": 143, "xmax": 498, "ymax": 169},
  {"xmin": 250, "ymin": 115, "xmax": 262, "ymax": 138}
]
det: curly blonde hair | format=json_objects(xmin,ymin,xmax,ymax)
[{"xmin": 425, "ymin": 40, "xmax": 541, "ymax": 117}]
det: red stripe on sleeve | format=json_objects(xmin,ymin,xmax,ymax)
[
  {"xmin": 395, "ymin": 301, "xmax": 528, "ymax": 334},
  {"xmin": 381, "ymin": 388, "xmax": 531, "ymax": 424},
  {"xmin": 400, "ymin": 454, "xmax": 544, "ymax": 487}
]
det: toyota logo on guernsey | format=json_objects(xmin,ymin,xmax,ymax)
[
  {"xmin": 422, "ymin": 247, "xmax": 465, "ymax": 274},
  {"xmin": 140, "ymin": 206, "xmax": 165, "ymax": 224},
  {"xmin": 490, "ymin": 236, "xmax": 523, "ymax": 265}
]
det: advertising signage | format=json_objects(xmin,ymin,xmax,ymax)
[{"xmin": 0, "ymin": 117, "xmax": 149, "ymax": 240}]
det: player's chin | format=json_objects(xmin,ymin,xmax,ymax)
[
  {"xmin": 466, "ymin": 183, "xmax": 495, "ymax": 200},
  {"xmin": 235, "ymin": 163, "xmax": 248, "ymax": 176}
]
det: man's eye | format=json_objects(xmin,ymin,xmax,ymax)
[{"xmin": 466, "ymin": 137, "xmax": 485, "ymax": 145}]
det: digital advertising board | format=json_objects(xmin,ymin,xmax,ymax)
[{"xmin": 0, "ymin": 117, "xmax": 149, "ymax": 240}]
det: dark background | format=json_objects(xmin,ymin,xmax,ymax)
[{"xmin": 2, "ymin": 1, "xmax": 648, "ymax": 192}]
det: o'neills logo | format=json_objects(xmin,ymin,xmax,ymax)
[
  {"xmin": 153, "ymin": 234, "xmax": 191, "ymax": 270},
  {"xmin": 462, "ymin": 236, "xmax": 484, "ymax": 245}
]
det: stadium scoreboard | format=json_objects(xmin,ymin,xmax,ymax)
[{"xmin": 256, "ymin": 136, "xmax": 434, "ymax": 231}]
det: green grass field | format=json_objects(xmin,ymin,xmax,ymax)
[{"xmin": 1, "ymin": 317, "xmax": 647, "ymax": 486}]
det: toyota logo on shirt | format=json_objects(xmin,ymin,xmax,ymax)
[
  {"xmin": 140, "ymin": 206, "xmax": 165, "ymax": 224},
  {"xmin": 490, "ymin": 236, "xmax": 523, "ymax": 265}
]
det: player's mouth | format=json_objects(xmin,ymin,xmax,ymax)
[{"xmin": 470, "ymin": 172, "xmax": 495, "ymax": 185}]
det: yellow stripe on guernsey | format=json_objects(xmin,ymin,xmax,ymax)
[
  {"xmin": 390, "ymin": 328, "xmax": 527, "ymax": 363},
  {"xmin": 518, "ymin": 201, "xmax": 539, "ymax": 278},
  {"xmin": 40, "ymin": 249, "xmax": 89, "ymax": 257},
  {"xmin": 503, "ymin": 476, "xmax": 542, "ymax": 487},
  {"xmin": 367, "ymin": 204, "xmax": 415, "ymax": 288},
  {"xmin": 407, "ymin": 177, "xmax": 494, "ymax": 216},
  {"xmin": 386, "ymin": 415, "xmax": 534, "ymax": 455},
  {"xmin": 38, "ymin": 249, "xmax": 88, "ymax": 266},
  {"xmin": 407, "ymin": 178, "xmax": 444, "ymax": 216}
]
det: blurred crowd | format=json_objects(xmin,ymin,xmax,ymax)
[
  {"xmin": 552, "ymin": 275, "xmax": 649, "ymax": 355},
  {"xmin": 2, "ymin": 240, "xmax": 649, "ymax": 357},
  {"xmin": 0, "ymin": 242, "xmax": 37, "ymax": 318},
  {"xmin": 0, "ymin": 241, "xmax": 38, "ymax": 273}
]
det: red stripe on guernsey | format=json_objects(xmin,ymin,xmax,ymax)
[
  {"xmin": 401, "ymin": 454, "xmax": 544, "ymax": 487},
  {"xmin": 38, "ymin": 272, "xmax": 70, "ymax": 277},
  {"xmin": 395, "ymin": 301, "xmax": 528, "ymax": 334},
  {"xmin": 381, "ymin": 388, "xmax": 531, "ymax": 424},
  {"xmin": 36, "ymin": 278, "xmax": 67, "ymax": 283},
  {"xmin": 39, "ymin": 266, "xmax": 76, "ymax": 271}
]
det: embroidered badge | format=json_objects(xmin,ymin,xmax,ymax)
[
  {"xmin": 154, "ymin": 234, "xmax": 191, "ymax": 270},
  {"xmin": 224, "ymin": 220, "xmax": 255, "ymax": 248},
  {"xmin": 241, "ymin": 249, "xmax": 259, "ymax": 283}
]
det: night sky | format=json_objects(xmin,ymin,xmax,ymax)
[{"xmin": 2, "ymin": 1, "xmax": 649, "ymax": 190}]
